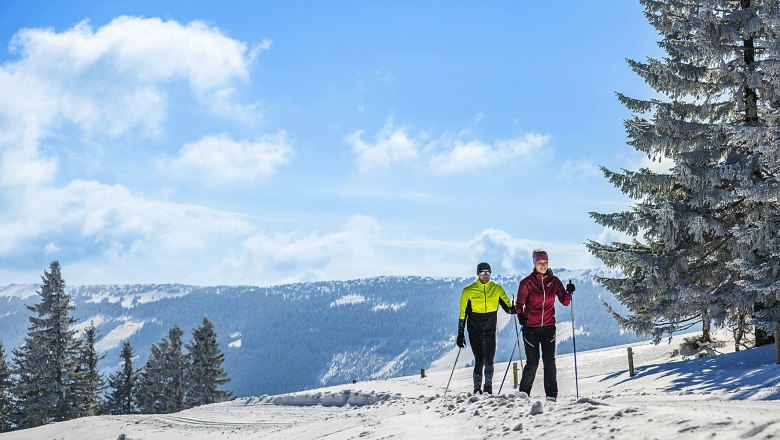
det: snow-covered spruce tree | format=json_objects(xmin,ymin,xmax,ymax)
[
  {"xmin": 104, "ymin": 342, "xmax": 136, "ymax": 415},
  {"xmin": 723, "ymin": 1, "xmax": 780, "ymax": 347},
  {"xmin": 10, "ymin": 263, "xmax": 83, "ymax": 426},
  {"xmin": 73, "ymin": 322, "xmax": 105, "ymax": 417},
  {"xmin": 163, "ymin": 326, "xmax": 188, "ymax": 412},
  {"xmin": 587, "ymin": 0, "xmax": 780, "ymax": 345},
  {"xmin": 136, "ymin": 326, "xmax": 188, "ymax": 414},
  {"xmin": 10, "ymin": 261, "xmax": 82, "ymax": 428},
  {"xmin": 135, "ymin": 342, "xmax": 166, "ymax": 414},
  {"xmin": 0, "ymin": 342, "xmax": 12, "ymax": 432},
  {"xmin": 185, "ymin": 317, "xmax": 231, "ymax": 407}
]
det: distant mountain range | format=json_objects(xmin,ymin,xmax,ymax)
[{"xmin": 0, "ymin": 268, "xmax": 644, "ymax": 397}]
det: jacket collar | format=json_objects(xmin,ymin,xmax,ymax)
[{"xmin": 529, "ymin": 269, "xmax": 552, "ymax": 286}]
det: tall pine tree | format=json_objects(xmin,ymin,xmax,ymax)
[
  {"xmin": 104, "ymin": 342, "xmax": 137, "ymax": 415},
  {"xmin": 135, "ymin": 342, "xmax": 166, "ymax": 414},
  {"xmin": 74, "ymin": 322, "xmax": 105, "ymax": 417},
  {"xmin": 588, "ymin": 0, "xmax": 780, "ymax": 345},
  {"xmin": 11, "ymin": 261, "xmax": 82, "ymax": 428},
  {"xmin": 136, "ymin": 326, "xmax": 188, "ymax": 414},
  {"xmin": 185, "ymin": 317, "xmax": 231, "ymax": 406},
  {"xmin": 0, "ymin": 342, "xmax": 12, "ymax": 432}
]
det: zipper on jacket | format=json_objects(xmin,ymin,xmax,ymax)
[
  {"xmin": 484, "ymin": 284, "xmax": 487, "ymax": 312},
  {"xmin": 541, "ymin": 274, "xmax": 546, "ymax": 327}
]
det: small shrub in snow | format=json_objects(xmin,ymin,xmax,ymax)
[{"xmin": 671, "ymin": 335, "xmax": 726, "ymax": 359}]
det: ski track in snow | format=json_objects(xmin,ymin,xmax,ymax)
[{"xmin": 2, "ymin": 330, "xmax": 779, "ymax": 440}]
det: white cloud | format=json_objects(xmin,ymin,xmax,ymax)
[
  {"xmin": 0, "ymin": 16, "xmax": 261, "ymax": 193},
  {"xmin": 469, "ymin": 228, "xmax": 598, "ymax": 274},
  {"xmin": 594, "ymin": 226, "xmax": 633, "ymax": 245},
  {"xmin": 0, "ymin": 146, "xmax": 58, "ymax": 187},
  {"xmin": 346, "ymin": 120, "xmax": 418, "ymax": 172},
  {"xmin": 3, "ymin": 16, "xmax": 257, "ymax": 142},
  {"xmin": 165, "ymin": 133, "xmax": 293, "ymax": 185},
  {"xmin": 214, "ymin": 215, "xmax": 382, "ymax": 284},
  {"xmin": 429, "ymin": 133, "xmax": 549, "ymax": 175},
  {"xmin": 257, "ymin": 38, "xmax": 273, "ymax": 52},
  {"xmin": 470, "ymin": 229, "xmax": 536, "ymax": 274},
  {"xmin": 0, "ymin": 179, "xmax": 253, "ymax": 268},
  {"xmin": 0, "ymin": 17, "xmax": 284, "ymax": 283},
  {"xmin": 637, "ymin": 154, "xmax": 675, "ymax": 173},
  {"xmin": 209, "ymin": 87, "xmax": 263, "ymax": 125},
  {"xmin": 347, "ymin": 120, "xmax": 550, "ymax": 175},
  {"xmin": 43, "ymin": 242, "xmax": 60, "ymax": 254},
  {"xmin": 558, "ymin": 158, "xmax": 602, "ymax": 180},
  {"xmin": 0, "ymin": 190, "xmax": 601, "ymax": 284},
  {"xmin": 11, "ymin": 17, "xmax": 252, "ymax": 92}
]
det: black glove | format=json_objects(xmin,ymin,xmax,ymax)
[
  {"xmin": 518, "ymin": 314, "xmax": 528, "ymax": 326},
  {"xmin": 456, "ymin": 331, "xmax": 466, "ymax": 348},
  {"xmin": 566, "ymin": 280, "xmax": 576, "ymax": 294},
  {"xmin": 509, "ymin": 305, "xmax": 517, "ymax": 315}
]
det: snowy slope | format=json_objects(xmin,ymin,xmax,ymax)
[{"xmin": 3, "ymin": 330, "xmax": 778, "ymax": 440}]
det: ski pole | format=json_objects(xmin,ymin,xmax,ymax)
[
  {"xmin": 512, "ymin": 295, "xmax": 524, "ymax": 372},
  {"xmin": 498, "ymin": 338, "xmax": 517, "ymax": 394},
  {"xmin": 444, "ymin": 347, "xmax": 461, "ymax": 396},
  {"xmin": 568, "ymin": 279, "xmax": 579, "ymax": 399}
]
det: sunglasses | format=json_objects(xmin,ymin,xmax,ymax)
[{"xmin": 478, "ymin": 271, "xmax": 491, "ymax": 276}]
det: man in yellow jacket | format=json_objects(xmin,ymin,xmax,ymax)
[{"xmin": 457, "ymin": 262, "xmax": 515, "ymax": 394}]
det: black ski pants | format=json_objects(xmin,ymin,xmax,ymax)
[
  {"xmin": 519, "ymin": 325, "xmax": 558, "ymax": 398},
  {"xmin": 467, "ymin": 330, "xmax": 496, "ymax": 391}
]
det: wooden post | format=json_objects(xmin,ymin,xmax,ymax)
[
  {"xmin": 512, "ymin": 362, "xmax": 519, "ymax": 388},
  {"xmin": 774, "ymin": 322, "xmax": 779, "ymax": 365},
  {"xmin": 420, "ymin": 368, "xmax": 426, "ymax": 378},
  {"xmin": 627, "ymin": 347, "xmax": 636, "ymax": 377}
]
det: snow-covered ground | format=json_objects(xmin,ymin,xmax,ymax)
[{"xmin": 3, "ymin": 331, "xmax": 779, "ymax": 440}]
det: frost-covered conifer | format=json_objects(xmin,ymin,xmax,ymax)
[
  {"xmin": 185, "ymin": 317, "xmax": 231, "ymax": 407},
  {"xmin": 136, "ymin": 342, "xmax": 166, "ymax": 414},
  {"xmin": 136, "ymin": 326, "xmax": 188, "ymax": 414},
  {"xmin": 11, "ymin": 261, "xmax": 82, "ymax": 427},
  {"xmin": 164, "ymin": 326, "xmax": 188, "ymax": 412},
  {"xmin": 74, "ymin": 323, "xmax": 105, "ymax": 417},
  {"xmin": 104, "ymin": 342, "xmax": 136, "ymax": 415},
  {"xmin": 0, "ymin": 342, "xmax": 12, "ymax": 432},
  {"xmin": 588, "ymin": 0, "xmax": 780, "ymax": 344}
]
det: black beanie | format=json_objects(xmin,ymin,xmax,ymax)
[{"xmin": 477, "ymin": 262, "xmax": 491, "ymax": 273}]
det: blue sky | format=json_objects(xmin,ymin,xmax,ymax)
[{"xmin": 0, "ymin": 1, "xmax": 662, "ymax": 285}]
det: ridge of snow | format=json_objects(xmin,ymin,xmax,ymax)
[
  {"xmin": 246, "ymin": 390, "xmax": 398, "ymax": 407},
  {"xmin": 0, "ymin": 284, "xmax": 37, "ymax": 299}
]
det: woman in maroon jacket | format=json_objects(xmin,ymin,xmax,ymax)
[{"xmin": 515, "ymin": 249, "xmax": 573, "ymax": 401}]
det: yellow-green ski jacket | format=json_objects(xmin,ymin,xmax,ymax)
[{"xmin": 459, "ymin": 280, "xmax": 513, "ymax": 334}]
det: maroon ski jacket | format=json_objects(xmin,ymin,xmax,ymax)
[{"xmin": 515, "ymin": 270, "xmax": 571, "ymax": 328}]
